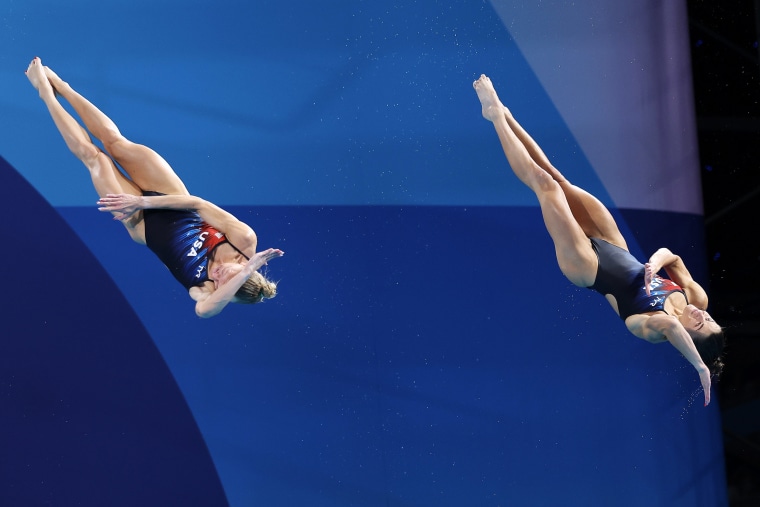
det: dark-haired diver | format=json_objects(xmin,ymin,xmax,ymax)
[
  {"xmin": 473, "ymin": 74, "xmax": 724, "ymax": 405},
  {"xmin": 26, "ymin": 57, "xmax": 283, "ymax": 318}
]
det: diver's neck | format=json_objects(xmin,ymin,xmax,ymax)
[{"xmin": 664, "ymin": 292, "xmax": 687, "ymax": 317}]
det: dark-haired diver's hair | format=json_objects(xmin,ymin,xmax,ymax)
[
  {"xmin": 693, "ymin": 329, "xmax": 726, "ymax": 377},
  {"xmin": 234, "ymin": 271, "xmax": 277, "ymax": 304}
]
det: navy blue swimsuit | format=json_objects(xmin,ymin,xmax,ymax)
[{"xmin": 589, "ymin": 238, "xmax": 686, "ymax": 320}]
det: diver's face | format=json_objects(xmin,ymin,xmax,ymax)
[
  {"xmin": 211, "ymin": 262, "xmax": 244, "ymax": 289},
  {"xmin": 679, "ymin": 304, "xmax": 720, "ymax": 337}
]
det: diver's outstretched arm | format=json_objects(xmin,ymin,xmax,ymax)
[{"xmin": 98, "ymin": 192, "xmax": 258, "ymax": 257}]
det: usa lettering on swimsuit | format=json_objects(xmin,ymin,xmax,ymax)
[{"xmin": 187, "ymin": 231, "xmax": 209, "ymax": 257}]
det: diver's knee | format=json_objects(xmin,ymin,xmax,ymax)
[
  {"xmin": 532, "ymin": 168, "xmax": 560, "ymax": 193},
  {"xmin": 73, "ymin": 142, "xmax": 102, "ymax": 167},
  {"xmin": 102, "ymin": 134, "xmax": 133, "ymax": 159}
]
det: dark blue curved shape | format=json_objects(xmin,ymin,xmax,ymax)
[{"xmin": 0, "ymin": 155, "xmax": 228, "ymax": 506}]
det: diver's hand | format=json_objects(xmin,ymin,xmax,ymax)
[
  {"xmin": 643, "ymin": 263, "xmax": 657, "ymax": 296},
  {"xmin": 97, "ymin": 193, "xmax": 144, "ymax": 221},
  {"xmin": 245, "ymin": 248, "xmax": 284, "ymax": 272},
  {"xmin": 697, "ymin": 365, "xmax": 712, "ymax": 406}
]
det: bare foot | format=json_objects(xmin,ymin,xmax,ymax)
[
  {"xmin": 473, "ymin": 74, "xmax": 506, "ymax": 122},
  {"xmin": 25, "ymin": 57, "xmax": 55, "ymax": 99}
]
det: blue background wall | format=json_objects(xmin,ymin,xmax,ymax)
[{"xmin": 0, "ymin": 1, "xmax": 726, "ymax": 506}]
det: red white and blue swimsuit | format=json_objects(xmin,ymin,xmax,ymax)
[
  {"xmin": 142, "ymin": 192, "xmax": 243, "ymax": 290},
  {"xmin": 588, "ymin": 238, "xmax": 686, "ymax": 320}
]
